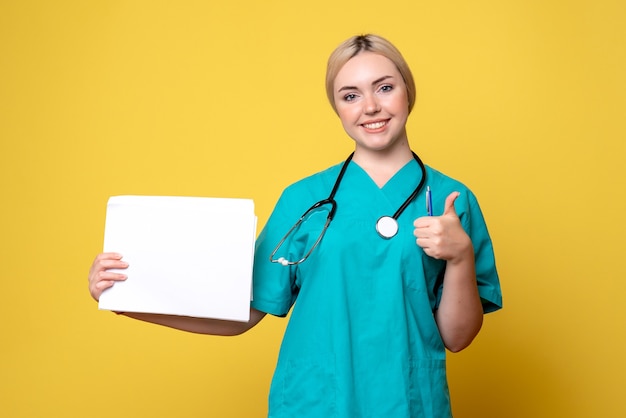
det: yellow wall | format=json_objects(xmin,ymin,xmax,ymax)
[{"xmin": 1, "ymin": 1, "xmax": 624, "ymax": 417}]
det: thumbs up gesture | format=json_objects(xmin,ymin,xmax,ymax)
[{"xmin": 413, "ymin": 192, "xmax": 473, "ymax": 263}]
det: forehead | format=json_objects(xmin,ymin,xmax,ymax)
[{"xmin": 333, "ymin": 52, "xmax": 401, "ymax": 89}]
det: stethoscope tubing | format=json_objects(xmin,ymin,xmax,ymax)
[
  {"xmin": 270, "ymin": 151, "xmax": 426, "ymax": 264},
  {"xmin": 392, "ymin": 152, "xmax": 427, "ymax": 219}
]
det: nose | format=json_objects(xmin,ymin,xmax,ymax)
[{"xmin": 364, "ymin": 94, "xmax": 380, "ymax": 114}]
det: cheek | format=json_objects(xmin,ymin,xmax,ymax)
[
  {"xmin": 384, "ymin": 93, "xmax": 409, "ymax": 115},
  {"xmin": 336, "ymin": 106, "xmax": 357, "ymax": 127}
]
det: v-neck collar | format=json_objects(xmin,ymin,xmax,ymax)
[{"xmin": 349, "ymin": 158, "xmax": 419, "ymax": 191}]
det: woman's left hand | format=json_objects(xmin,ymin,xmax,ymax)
[{"xmin": 413, "ymin": 192, "xmax": 472, "ymax": 263}]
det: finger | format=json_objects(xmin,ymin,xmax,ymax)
[
  {"xmin": 413, "ymin": 215, "xmax": 435, "ymax": 228},
  {"xmin": 93, "ymin": 253, "xmax": 125, "ymax": 268},
  {"xmin": 99, "ymin": 258, "xmax": 129, "ymax": 270},
  {"xmin": 88, "ymin": 272, "xmax": 126, "ymax": 297},
  {"xmin": 90, "ymin": 279, "xmax": 116, "ymax": 302},
  {"xmin": 413, "ymin": 226, "xmax": 432, "ymax": 246},
  {"xmin": 89, "ymin": 254, "xmax": 128, "ymax": 274},
  {"xmin": 95, "ymin": 279, "xmax": 116, "ymax": 290},
  {"xmin": 415, "ymin": 234, "xmax": 429, "ymax": 246},
  {"xmin": 96, "ymin": 252, "xmax": 125, "ymax": 262},
  {"xmin": 96, "ymin": 270, "xmax": 128, "ymax": 282},
  {"xmin": 442, "ymin": 192, "xmax": 460, "ymax": 216},
  {"xmin": 89, "ymin": 270, "xmax": 127, "ymax": 299},
  {"xmin": 88, "ymin": 258, "xmax": 128, "ymax": 289}
]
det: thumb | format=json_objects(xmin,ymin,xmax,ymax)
[{"xmin": 442, "ymin": 191, "xmax": 460, "ymax": 216}]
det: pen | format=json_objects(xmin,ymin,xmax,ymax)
[{"xmin": 426, "ymin": 186, "xmax": 433, "ymax": 216}]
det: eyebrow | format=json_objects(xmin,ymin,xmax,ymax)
[{"xmin": 337, "ymin": 75, "xmax": 394, "ymax": 93}]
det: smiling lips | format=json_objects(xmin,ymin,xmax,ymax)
[{"xmin": 362, "ymin": 119, "xmax": 389, "ymax": 130}]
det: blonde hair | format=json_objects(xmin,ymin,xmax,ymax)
[{"xmin": 325, "ymin": 34, "xmax": 417, "ymax": 114}]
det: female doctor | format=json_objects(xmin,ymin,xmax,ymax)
[{"xmin": 88, "ymin": 34, "xmax": 502, "ymax": 417}]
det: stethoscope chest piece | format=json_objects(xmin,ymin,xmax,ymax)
[{"xmin": 376, "ymin": 216, "xmax": 399, "ymax": 239}]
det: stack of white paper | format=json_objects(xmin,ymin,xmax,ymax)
[{"xmin": 98, "ymin": 195, "xmax": 257, "ymax": 322}]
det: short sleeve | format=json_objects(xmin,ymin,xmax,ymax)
[
  {"xmin": 464, "ymin": 190, "xmax": 503, "ymax": 313},
  {"xmin": 250, "ymin": 189, "xmax": 301, "ymax": 317},
  {"xmin": 433, "ymin": 188, "xmax": 502, "ymax": 313}
]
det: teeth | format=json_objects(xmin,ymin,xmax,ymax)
[{"xmin": 363, "ymin": 121, "xmax": 386, "ymax": 129}]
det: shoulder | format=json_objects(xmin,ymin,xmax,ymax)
[
  {"xmin": 425, "ymin": 165, "xmax": 482, "ymax": 213},
  {"xmin": 259, "ymin": 161, "xmax": 345, "ymax": 258},
  {"xmin": 426, "ymin": 166, "xmax": 475, "ymax": 196},
  {"xmin": 280, "ymin": 161, "xmax": 344, "ymax": 200},
  {"xmin": 265, "ymin": 161, "xmax": 345, "ymax": 219}
]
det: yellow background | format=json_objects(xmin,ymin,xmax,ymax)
[{"xmin": 1, "ymin": 1, "xmax": 625, "ymax": 417}]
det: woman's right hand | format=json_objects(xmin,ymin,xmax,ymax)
[{"xmin": 88, "ymin": 252, "xmax": 128, "ymax": 301}]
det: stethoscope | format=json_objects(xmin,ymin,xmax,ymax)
[{"xmin": 269, "ymin": 151, "xmax": 427, "ymax": 266}]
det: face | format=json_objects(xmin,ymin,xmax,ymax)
[{"xmin": 333, "ymin": 52, "xmax": 410, "ymax": 155}]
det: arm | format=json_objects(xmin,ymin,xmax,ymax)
[
  {"xmin": 88, "ymin": 252, "xmax": 266, "ymax": 336},
  {"xmin": 120, "ymin": 308, "xmax": 266, "ymax": 336},
  {"xmin": 413, "ymin": 192, "xmax": 483, "ymax": 352},
  {"xmin": 433, "ymin": 244, "xmax": 483, "ymax": 352}
]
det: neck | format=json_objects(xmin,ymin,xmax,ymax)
[{"xmin": 352, "ymin": 142, "xmax": 414, "ymax": 187}]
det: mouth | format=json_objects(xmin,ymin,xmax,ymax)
[{"xmin": 361, "ymin": 119, "xmax": 389, "ymax": 130}]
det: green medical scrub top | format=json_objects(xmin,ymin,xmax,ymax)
[{"xmin": 251, "ymin": 158, "xmax": 502, "ymax": 418}]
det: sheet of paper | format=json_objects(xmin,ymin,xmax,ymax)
[{"xmin": 98, "ymin": 195, "xmax": 256, "ymax": 322}]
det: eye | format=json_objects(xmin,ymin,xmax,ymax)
[
  {"xmin": 379, "ymin": 84, "xmax": 393, "ymax": 93},
  {"xmin": 343, "ymin": 93, "xmax": 358, "ymax": 102}
]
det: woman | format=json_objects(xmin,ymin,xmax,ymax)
[{"xmin": 89, "ymin": 34, "xmax": 502, "ymax": 417}]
